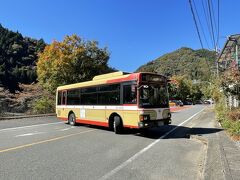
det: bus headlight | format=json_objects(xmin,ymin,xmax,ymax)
[{"xmin": 162, "ymin": 109, "xmax": 170, "ymax": 119}]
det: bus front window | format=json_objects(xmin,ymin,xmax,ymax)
[{"xmin": 139, "ymin": 84, "xmax": 169, "ymax": 108}]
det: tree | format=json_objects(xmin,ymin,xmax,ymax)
[
  {"xmin": 37, "ymin": 34, "xmax": 114, "ymax": 93},
  {"xmin": 0, "ymin": 24, "xmax": 46, "ymax": 92},
  {"xmin": 169, "ymin": 75, "xmax": 191, "ymax": 101},
  {"xmin": 221, "ymin": 68, "xmax": 240, "ymax": 100},
  {"xmin": 169, "ymin": 75, "xmax": 204, "ymax": 102}
]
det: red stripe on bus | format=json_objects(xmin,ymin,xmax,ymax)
[
  {"xmin": 58, "ymin": 117, "xmax": 139, "ymax": 129},
  {"xmin": 75, "ymin": 119, "xmax": 109, "ymax": 127},
  {"xmin": 124, "ymin": 125, "xmax": 139, "ymax": 129},
  {"xmin": 58, "ymin": 117, "xmax": 109, "ymax": 127},
  {"xmin": 76, "ymin": 119, "xmax": 138, "ymax": 129}
]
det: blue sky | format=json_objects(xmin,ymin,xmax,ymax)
[{"xmin": 0, "ymin": 0, "xmax": 239, "ymax": 72}]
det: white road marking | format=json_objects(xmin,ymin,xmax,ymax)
[
  {"xmin": 15, "ymin": 131, "xmax": 45, "ymax": 137},
  {"xmin": 99, "ymin": 107, "xmax": 206, "ymax": 180},
  {"xmin": 0, "ymin": 122, "xmax": 64, "ymax": 133},
  {"xmin": 58, "ymin": 127, "xmax": 74, "ymax": 131}
]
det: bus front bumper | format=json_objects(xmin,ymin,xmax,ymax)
[{"xmin": 138, "ymin": 118, "xmax": 171, "ymax": 128}]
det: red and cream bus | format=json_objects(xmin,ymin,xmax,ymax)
[{"xmin": 56, "ymin": 71, "xmax": 171, "ymax": 134}]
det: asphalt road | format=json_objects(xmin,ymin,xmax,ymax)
[{"xmin": 0, "ymin": 105, "xmax": 209, "ymax": 180}]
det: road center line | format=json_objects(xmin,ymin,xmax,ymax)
[
  {"xmin": 0, "ymin": 122, "xmax": 64, "ymax": 133},
  {"xmin": 99, "ymin": 107, "xmax": 206, "ymax": 180},
  {"xmin": 0, "ymin": 129, "xmax": 96, "ymax": 153}
]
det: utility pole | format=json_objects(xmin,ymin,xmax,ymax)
[{"xmin": 216, "ymin": 47, "xmax": 219, "ymax": 77}]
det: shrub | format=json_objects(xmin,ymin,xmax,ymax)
[
  {"xmin": 221, "ymin": 118, "xmax": 240, "ymax": 136},
  {"xmin": 215, "ymin": 97, "xmax": 227, "ymax": 123},
  {"xmin": 227, "ymin": 108, "xmax": 240, "ymax": 121},
  {"xmin": 32, "ymin": 96, "xmax": 55, "ymax": 114},
  {"xmin": 231, "ymin": 121, "xmax": 240, "ymax": 135},
  {"xmin": 215, "ymin": 94, "xmax": 240, "ymax": 136}
]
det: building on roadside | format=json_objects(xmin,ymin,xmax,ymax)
[{"xmin": 218, "ymin": 34, "xmax": 240, "ymax": 108}]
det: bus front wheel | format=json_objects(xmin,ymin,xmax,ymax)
[
  {"xmin": 68, "ymin": 113, "xmax": 76, "ymax": 126},
  {"xmin": 113, "ymin": 116, "xmax": 123, "ymax": 134}
]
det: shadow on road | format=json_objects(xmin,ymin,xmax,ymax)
[
  {"xmin": 135, "ymin": 125, "xmax": 223, "ymax": 139},
  {"xmin": 77, "ymin": 123, "xmax": 223, "ymax": 140}
]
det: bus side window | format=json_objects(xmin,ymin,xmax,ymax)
[
  {"xmin": 123, "ymin": 85, "xmax": 136, "ymax": 104},
  {"xmin": 57, "ymin": 91, "xmax": 62, "ymax": 105},
  {"xmin": 62, "ymin": 91, "xmax": 67, "ymax": 105}
]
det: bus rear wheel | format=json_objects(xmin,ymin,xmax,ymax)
[
  {"xmin": 113, "ymin": 116, "xmax": 123, "ymax": 134},
  {"xmin": 68, "ymin": 113, "xmax": 76, "ymax": 126}
]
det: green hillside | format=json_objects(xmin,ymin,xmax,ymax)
[
  {"xmin": 0, "ymin": 24, "xmax": 46, "ymax": 92},
  {"xmin": 136, "ymin": 47, "xmax": 216, "ymax": 81}
]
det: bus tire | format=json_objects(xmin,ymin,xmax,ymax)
[
  {"xmin": 68, "ymin": 113, "xmax": 76, "ymax": 126},
  {"xmin": 113, "ymin": 116, "xmax": 123, "ymax": 134}
]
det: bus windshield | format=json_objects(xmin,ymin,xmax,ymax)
[{"xmin": 139, "ymin": 83, "xmax": 169, "ymax": 108}]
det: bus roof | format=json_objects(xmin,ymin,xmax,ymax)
[
  {"xmin": 57, "ymin": 71, "xmax": 167, "ymax": 91},
  {"xmin": 57, "ymin": 71, "xmax": 139, "ymax": 91}
]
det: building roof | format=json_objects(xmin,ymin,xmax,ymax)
[{"xmin": 218, "ymin": 34, "xmax": 240, "ymax": 63}]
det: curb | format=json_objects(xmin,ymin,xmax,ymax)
[
  {"xmin": 214, "ymin": 120, "xmax": 232, "ymax": 179},
  {"xmin": 218, "ymin": 132, "xmax": 233, "ymax": 180},
  {"xmin": 190, "ymin": 134, "xmax": 208, "ymax": 180},
  {"xmin": 0, "ymin": 113, "xmax": 56, "ymax": 120},
  {"xmin": 190, "ymin": 134, "xmax": 208, "ymax": 145}
]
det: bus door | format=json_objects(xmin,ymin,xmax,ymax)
[
  {"xmin": 61, "ymin": 90, "xmax": 67, "ymax": 117},
  {"xmin": 56, "ymin": 90, "xmax": 67, "ymax": 117},
  {"xmin": 122, "ymin": 82, "xmax": 138, "ymax": 127}
]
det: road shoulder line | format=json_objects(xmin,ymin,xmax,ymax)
[{"xmin": 0, "ymin": 122, "xmax": 64, "ymax": 132}]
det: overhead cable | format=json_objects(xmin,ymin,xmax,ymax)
[
  {"xmin": 192, "ymin": 0, "xmax": 210, "ymax": 49},
  {"xmin": 207, "ymin": 0, "xmax": 217, "ymax": 50},
  {"xmin": 189, "ymin": 0, "xmax": 204, "ymax": 49}
]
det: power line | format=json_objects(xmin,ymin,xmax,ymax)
[
  {"xmin": 189, "ymin": 0, "xmax": 210, "ymax": 70},
  {"xmin": 201, "ymin": 0, "xmax": 214, "ymax": 49},
  {"xmin": 192, "ymin": 0, "xmax": 210, "ymax": 49},
  {"xmin": 210, "ymin": 0, "xmax": 218, "ymax": 40},
  {"xmin": 217, "ymin": 0, "xmax": 220, "ymax": 49},
  {"xmin": 189, "ymin": 0, "xmax": 204, "ymax": 49},
  {"xmin": 207, "ymin": 0, "xmax": 217, "ymax": 50}
]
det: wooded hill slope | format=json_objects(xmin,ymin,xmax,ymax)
[
  {"xmin": 0, "ymin": 24, "xmax": 46, "ymax": 92},
  {"xmin": 136, "ymin": 47, "xmax": 216, "ymax": 81}
]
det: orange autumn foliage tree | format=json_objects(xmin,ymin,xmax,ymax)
[{"xmin": 37, "ymin": 35, "xmax": 114, "ymax": 93}]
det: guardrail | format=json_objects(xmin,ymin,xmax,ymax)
[{"xmin": 0, "ymin": 113, "xmax": 56, "ymax": 120}]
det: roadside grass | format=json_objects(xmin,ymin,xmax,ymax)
[{"xmin": 215, "ymin": 100, "xmax": 240, "ymax": 139}]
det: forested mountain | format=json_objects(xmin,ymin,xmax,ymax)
[
  {"xmin": 136, "ymin": 47, "xmax": 216, "ymax": 81},
  {"xmin": 0, "ymin": 24, "xmax": 46, "ymax": 92}
]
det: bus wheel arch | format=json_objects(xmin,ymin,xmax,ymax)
[
  {"xmin": 109, "ymin": 113, "xmax": 123, "ymax": 134},
  {"xmin": 68, "ymin": 111, "xmax": 76, "ymax": 126}
]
